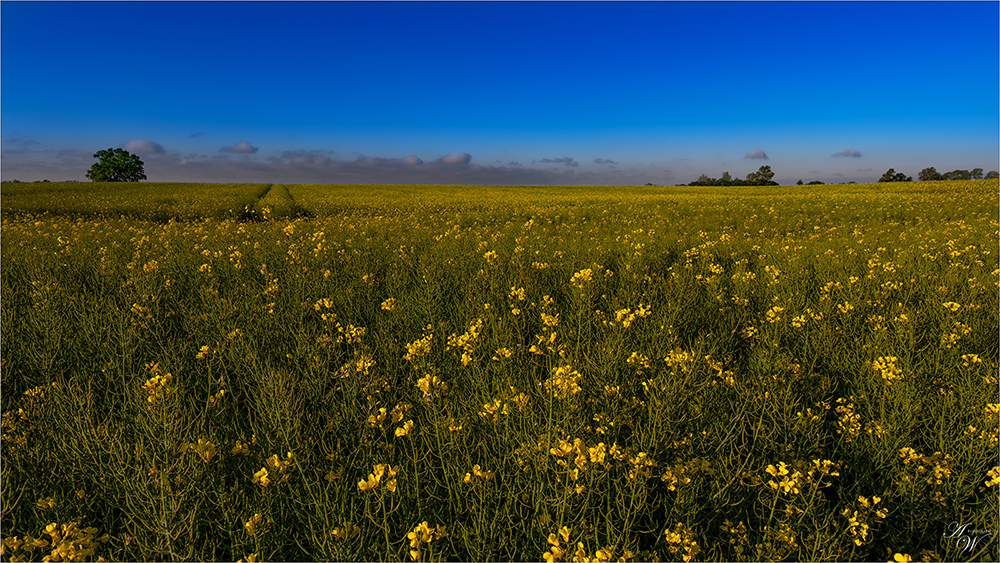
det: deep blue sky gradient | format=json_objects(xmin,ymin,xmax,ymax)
[{"xmin": 3, "ymin": 1, "xmax": 998, "ymax": 184}]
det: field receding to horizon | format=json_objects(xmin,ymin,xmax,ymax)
[{"xmin": 1, "ymin": 180, "xmax": 998, "ymax": 562}]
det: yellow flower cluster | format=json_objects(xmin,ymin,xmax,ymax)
[
  {"xmin": 662, "ymin": 523, "xmax": 700, "ymax": 562},
  {"xmin": 872, "ymin": 356, "xmax": 903, "ymax": 384},
  {"xmin": 142, "ymin": 362, "xmax": 173, "ymax": 406},
  {"xmin": 569, "ymin": 542, "xmax": 631, "ymax": 563},
  {"xmin": 570, "ymin": 268, "xmax": 593, "ymax": 289},
  {"xmin": 962, "ymin": 354, "xmax": 982, "ymax": 367},
  {"xmin": 394, "ymin": 419, "xmax": 414, "ymax": 437},
  {"xmin": 479, "ymin": 398, "xmax": 507, "ymax": 418},
  {"xmin": 663, "ymin": 349, "xmax": 694, "ymax": 373},
  {"xmin": 543, "ymin": 526, "xmax": 573, "ymax": 562},
  {"xmin": 463, "ymin": 464, "xmax": 495, "ymax": 483},
  {"xmin": 940, "ymin": 320, "xmax": 971, "ymax": 348},
  {"xmin": 985, "ymin": 466, "xmax": 1000, "ymax": 487},
  {"xmin": 543, "ymin": 365, "xmax": 583, "ymax": 400},
  {"xmin": 0, "ymin": 521, "xmax": 110, "ymax": 562},
  {"xmin": 253, "ymin": 452, "xmax": 294, "ymax": 487},
  {"xmin": 609, "ymin": 304, "xmax": 650, "ymax": 328},
  {"xmin": 508, "ymin": 286, "xmax": 526, "ymax": 315},
  {"xmin": 406, "ymin": 521, "xmax": 447, "ymax": 561},
  {"xmin": 335, "ymin": 323, "xmax": 366, "ymax": 346},
  {"xmin": 358, "ymin": 463, "xmax": 398, "ymax": 492},
  {"xmin": 416, "ymin": 373, "xmax": 447, "ymax": 401},
  {"xmin": 841, "ymin": 495, "xmax": 886, "ymax": 546},
  {"xmin": 549, "ymin": 437, "xmax": 609, "ymax": 482},
  {"xmin": 380, "ymin": 297, "xmax": 396, "ymax": 310},
  {"xmin": 765, "ymin": 306, "xmax": 784, "ymax": 323},
  {"xmin": 244, "ymin": 513, "xmax": 263, "ymax": 536},
  {"xmin": 529, "ymin": 331, "xmax": 561, "ymax": 356},
  {"xmin": 403, "ymin": 326, "xmax": 434, "ymax": 362},
  {"xmin": 897, "ymin": 447, "xmax": 952, "ymax": 485},
  {"xmin": 207, "ymin": 388, "xmax": 225, "ymax": 406},
  {"xmin": 313, "ymin": 297, "xmax": 335, "ymax": 317},
  {"xmin": 660, "ymin": 458, "xmax": 714, "ymax": 491},
  {"xmin": 541, "ymin": 311, "xmax": 560, "ymax": 328},
  {"xmin": 368, "ymin": 402, "xmax": 410, "ymax": 428},
  {"xmin": 628, "ymin": 451, "xmax": 657, "ymax": 480},
  {"xmin": 492, "ymin": 347, "xmax": 514, "ymax": 361},
  {"xmin": 626, "ymin": 352, "xmax": 650, "ymax": 375},
  {"xmin": 446, "ymin": 317, "xmax": 483, "ymax": 366},
  {"xmin": 342, "ymin": 353, "xmax": 375, "ymax": 377},
  {"xmin": 834, "ymin": 397, "xmax": 862, "ymax": 440},
  {"xmin": 765, "ymin": 462, "xmax": 802, "ymax": 494}
]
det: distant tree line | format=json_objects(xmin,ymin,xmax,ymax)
[
  {"xmin": 684, "ymin": 164, "xmax": 998, "ymax": 186},
  {"xmin": 877, "ymin": 167, "xmax": 998, "ymax": 182},
  {"xmin": 915, "ymin": 167, "xmax": 995, "ymax": 181},
  {"xmin": 688, "ymin": 166, "xmax": 778, "ymax": 186}
]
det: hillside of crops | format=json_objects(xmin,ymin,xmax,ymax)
[{"xmin": 1, "ymin": 180, "xmax": 997, "ymax": 562}]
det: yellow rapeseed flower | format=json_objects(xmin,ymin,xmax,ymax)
[
  {"xmin": 252, "ymin": 468, "xmax": 270, "ymax": 487},
  {"xmin": 985, "ymin": 466, "xmax": 1000, "ymax": 487},
  {"xmin": 570, "ymin": 268, "xmax": 593, "ymax": 289},
  {"xmin": 395, "ymin": 419, "xmax": 414, "ymax": 437}
]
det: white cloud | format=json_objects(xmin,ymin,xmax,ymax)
[
  {"xmin": 540, "ymin": 157, "xmax": 579, "ymax": 167},
  {"xmin": 220, "ymin": 140, "xmax": 259, "ymax": 154},
  {"xmin": 438, "ymin": 152, "xmax": 472, "ymax": 165},
  {"xmin": 123, "ymin": 139, "xmax": 166, "ymax": 155},
  {"xmin": 745, "ymin": 149, "xmax": 769, "ymax": 160},
  {"xmin": 832, "ymin": 149, "xmax": 862, "ymax": 158}
]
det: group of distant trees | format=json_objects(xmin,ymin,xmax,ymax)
[
  {"xmin": 877, "ymin": 167, "xmax": 998, "ymax": 182},
  {"xmin": 688, "ymin": 166, "xmax": 778, "ymax": 186},
  {"xmin": 685, "ymin": 164, "xmax": 998, "ymax": 186},
  {"xmin": 915, "ymin": 167, "xmax": 997, "ymax": 181}
]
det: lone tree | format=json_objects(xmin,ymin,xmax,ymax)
[
  {"xmin": 86, "ymin": 148, "xmax": 146, "ymax": 182},
  {"xmin": 878, "ymin": 168, "xmax": 912, "ymax": 182}
]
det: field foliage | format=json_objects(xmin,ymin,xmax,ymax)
[{"xmin": 1, "ymin": 180, "xmax": 997, "ymax": 562}]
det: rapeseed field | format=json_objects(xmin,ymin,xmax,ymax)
[{"xmin": 1, "ymin": 180, "xmax": 996, "ymax": 561}]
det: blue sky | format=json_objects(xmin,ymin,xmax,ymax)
[{"xmin": 2, "ymin": 1, "xmax": 998, "ymax": 185}]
